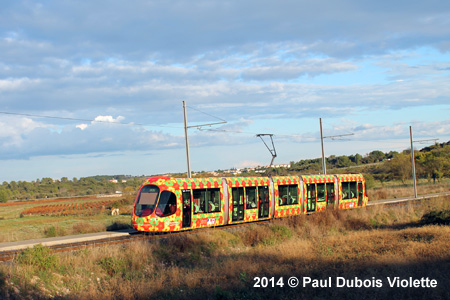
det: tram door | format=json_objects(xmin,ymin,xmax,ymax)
[
  {"xmin": 326, "ymin": 183, "xmax": 335, "ymax": 207},
  {"xmin": 232, "ymin": 187, "xmax": 245, "ymax": 222},
  {"xmin": 306, "ymin": 184, "xmax": 316, "ymax": 213},
  {"xmin": 182, "ymin": 190, "xmax": 192, "ymax": 228},
  {"xmin": 258, "ymin": 186, "xmax": 270, "ymax": 218},
  {"xmin": 357, "ymin": 182, "xmax": 363, "ymax": 207}
]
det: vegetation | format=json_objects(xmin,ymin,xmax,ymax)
[
  {"xmin": 1, "ymin": 197, "xmax": 449, "ymax": 299},
  {"xmin": 1, "ymin": 141, "xmax": 450, "ymax": 203},
  {"xmin": 0, "ymin": 175, "xmax": 144, "ymax": 203},
  {"xmin": 0, "ymin": 196, "xmax": 134, "ymax": 243}
]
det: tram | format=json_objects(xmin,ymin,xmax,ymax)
[{"xmin": 132, "ymin": 174, "xmax": 368, "ymax": 232}]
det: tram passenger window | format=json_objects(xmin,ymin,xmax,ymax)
[
  {"xmin": 246, "ymin": 187, "xmax": 257, "ymax": 209},
  {"xmin": 193, "ymin": 189, "xmax": 206, "ymax": 213},
  {"xmin": 279, "ymin": 185, "xmax": 288, "ymax": 206},
  {"xmin": 279, "ymin": 185, "xmax": 299, "ymax": 206},
  {"xmin": 289, "ymin": 185, "xmax": 299, "ymax": 204},
  {"xmin": 193, "ymin": 189, "xmax": 221, "ymax": 214},
  {"xmin": 342, "ymin": 182, "xmax": 357, "ymax": 199},
  {"xmin": 317, "ymin": 183, "xmax": 326, "ymax": 202},
  {"xmin": 349, "ymin": 182, "xmax": 357, "ymax": 199},
  {"xmin": 155, "ymin": 191, "xmax": 177, "ymax": 217},
  {"xmin": 208, "ymin": 188, "xmax": 221, "ymax": 213}
]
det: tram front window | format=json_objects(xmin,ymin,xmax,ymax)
[{"xmin": 135, "ymin": 185, "xmax": 159, "ymax": 217}]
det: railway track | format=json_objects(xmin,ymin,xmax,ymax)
[{"xmin": 1, "ymin": 191, "xmax": 449, "ymax": 262}]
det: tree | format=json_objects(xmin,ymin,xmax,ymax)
[
  {"xmin": 386, "ymin": 153, "xmax": 411, "ymax": 183},
  {"xmin": 0, "ymin": 189, "xmax": 9, "ymax": 203}
]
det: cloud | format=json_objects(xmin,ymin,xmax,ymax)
[
  {"xmin": 0, "ymin": 0, "xmax": 450, "ymax": 172},
  {"xmin": 0, "ymin": 115, "xmax": 183, "ymax": 160}
]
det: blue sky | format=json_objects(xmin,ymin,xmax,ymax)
[{"xmin": 1, "ymin": 0, "xmax": 450, "ymax": 182}]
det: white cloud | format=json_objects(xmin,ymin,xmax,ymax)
[{"xmin": 76, "ymin": 124, "xmax": 88, "ymax": 130}]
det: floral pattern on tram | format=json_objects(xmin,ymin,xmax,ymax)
[
  {"xmin": 132, "ymin": 176, "xmax": 225, "ymax": 232},
  {"xmin": 301, "ymin": 175, "xmax": 336, "ymax": 214},
  {"xmin": 335, "ymin": 174, "xmax": 368, "ymax": 209},
  {"xmin": 225, "ymin": 177, "xmax": 271, "ymax": 224},
  {"xmin": 180, "ymin": 177, "xmax": 225, "ymax": 230},
  {"xmin": 272, "ymin": 176, "xmax": 302, "ymax": 218}
]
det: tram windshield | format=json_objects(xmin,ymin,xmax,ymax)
[{"xmin": 135, "ymin": 185, "xmax": 159, "ymax": 217}]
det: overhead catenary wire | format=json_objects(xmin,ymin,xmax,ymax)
[{"xmin": 0, "ymin": 111, "xmax": 182, "ymax": 129}]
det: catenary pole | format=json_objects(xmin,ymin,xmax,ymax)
[
  {"xmin": 410, "ymin": 126, "xmax": 417, "ymax": 198},
  {"xmin": 320, "ymin": 118, "xmax": 326, "ymax": 174},
  {"xmin": 183, "ymin": 101, "xmax": 192, "ymax": 178}
]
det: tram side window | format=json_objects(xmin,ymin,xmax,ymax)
[
  {"xmin": 317, "ymin": 183, "xmax": 326, "ymax": 202},
  {"xmin": 349, "ymin": 182, "xmax": 357, "ymax": 199},
  {"xmin": 279, "ymin": 184, "xmax": 299, "ymax": 206},
  {"xmin": 342, "ymin": 182, "xmax": 357, "ymax": 199},
  {"xmin": 193, "ymin": 189, "xmax": 221, "ymax": 214},
  {"xmin": 208, "ymin": 188, "xmax": 221, "ymax": 213},
  {"xmin": 155, "ymin": 191, "xmax": 177, "ymax": 217},
  {"xmin": 193, "ymin": 189, "xmax": 206, "ymax": 213},
  {"xmin": 246, "ymin": 187, "xmax": 257, "ymax": 209},
  {"xmin": 342, "ymin": 182, "xmax": 349, "ymax": 199}
]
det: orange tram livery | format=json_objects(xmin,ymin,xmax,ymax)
[{"xmin": 132, "ymin": 174, "xmax": 368, "ymax": 233}]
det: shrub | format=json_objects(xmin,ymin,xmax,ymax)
[
  {"xmin": 97, "ymin": 256, "xmax": 126, "ymax": 277},
  {"xmin": 16, "ymin": 244, "xmax": 58, "ymax": 270},
  {"xmin": 44, "ymin": 225, "xmax": 66, "ymax": 238}
]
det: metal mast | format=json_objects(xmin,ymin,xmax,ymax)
[
  {"xmin": 319, "ymin": 118, "xmax": 354, "ymax": 175},
  {"xmin": 409, "ymin": 126, "xmax": 417, "ymax": 198},
  {"xmin": 182, "ymin": 101, "xmax": 227, "ymax": 178},
  {"xmin": 320, "ymin": 118, "xmax": 326, "ymax": 174},
  {"xmin": 183, "ymin": 101, "xmax": 192, "ymax": 178}
]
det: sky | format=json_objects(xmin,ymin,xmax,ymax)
[{"xmin": 1, "ymin": 0, "xmax": 450, "ymax": 182}]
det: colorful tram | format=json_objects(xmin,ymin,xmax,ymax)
[{"xmin": 132, "ymin": 174, "xmax": 368, "ymax": 232}]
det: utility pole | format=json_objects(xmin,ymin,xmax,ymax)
[
  {"xmin": 409, "ymin": 125, "xmax": 438, "ymax": 198},
  {"xmin": 319, "ymin": 118, "xmax": 354, "ymax": 175},
  {"xmin": 320, "ymin": 118, "xmax": 326, "ymax": 174},
  {"xmin": 409, "ymin": 126, "xmax": 417, "ymax": 198},
  {"xmin": 183, "ymin": 101, "xmax": 192, "ymax": 178},
  {"xmin": 182, "ymin": 101, "xmax": 227, "ymax": 179}
]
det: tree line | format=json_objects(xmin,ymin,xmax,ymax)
[
  {"xmin": 1, "ymin": 141, "xmax": 449, "ymax": 203},
  {"xmin": 0, "ymin": 176, "xmax": 145, "ymax": 203},
  {"xmin": 257, "ymin": 141, "xmax": 450, "ymax": 184}
]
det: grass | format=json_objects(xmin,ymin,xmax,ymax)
[
  {"xmin": 368, "ymin": 178, "xmax": 450, "ymax": 200},
  {"xmin": 1, "ymin": 196, "xmax": 449, "ymax": 299},
  {"xmin": 0, "ymin": 196, "xmax": 134, "ymax": 243}
]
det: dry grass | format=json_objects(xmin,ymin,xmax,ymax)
[
  {"xmin": 1, "ymin": 197, "xmax": 450, "ymax": 299},
  {"xmin": 368, "ymin": 179, "xmax": 450, "ymax": 200},
  {"xmin": 0, "ymin": 196, "xmax": 134, "ymax": 242}
]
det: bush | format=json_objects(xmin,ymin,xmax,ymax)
[
  {"xmin": 16, "ymin": 244, "xmax": 58, "ymax": 270},
  {"xmin": 44, "ymin": 225, "xmax": 66, "ymax": 238},
  {"xmin": 97, "ymin": 257, "xmax": 126, "ymax": 277}
]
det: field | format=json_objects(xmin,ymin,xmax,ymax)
[
  {"xmin": 0, "ymin": 196, "xmax": 133, "ymax": 243},
  {"xmin": 1, "ymin": 193, "xmax": 449, "ymax": 299},
  {"xmin": 366, "ymin": 178, "xmax": 450, "ymax": 201}
]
